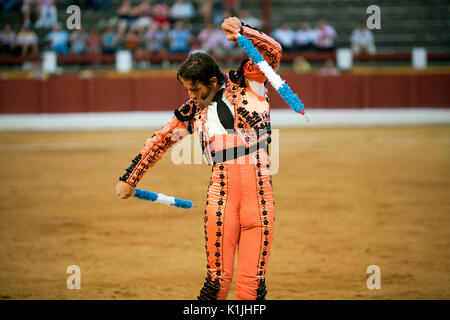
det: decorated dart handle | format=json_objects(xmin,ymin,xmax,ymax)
[
  {"xmin": 134, "ymin": 188, "xmax": 194, "ymax": 209},
  {"xmin": 236, "ymin": 33, "xmax": 310, "ymax": 122}
]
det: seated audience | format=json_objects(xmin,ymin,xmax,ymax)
[
  {"xmin": 16, "ymin": 24, "xmax": 39, "ymax": 56},
  {"xmin": 198, "ymin": 23, "xmax": 223, "ymax": 54},
  {"xmin": 35, "ymin": 0, "xmax": 57, "ymax": 29},
  {"xmin": 45, "ymin": 23, "xmax": 69, "ymax": 55},
  {"xmin": 152, "ymin": 2, "xmax": 170, "ymax": 27},
  {"xmin": 0, "ymin": 24, "xmax": 16, "ymax": 55},
  {"xmin": 72, "ymin": 0, "xmax": 112, "ymax": 10},
  {"xmin": 196, "ymin": 0, "xmax": 213, "ymax": 24},
  {"xmin": 213, "ymin": 9, "xmax": 231, "ymax": 27},
  {"xmin": 239, "ymin": 9, "xmax": 262, "ymax": 30},
  {"xmin": 294, "ymin": 22, "xmax": 316, "ymax": 51},
  {"xmin": 168, "ymin": 20, "xmax": 192, "ymax": 53},
  {"xmin": 314, "ymin": 19, "xmax": 336, "ymax": 51},
  {"xmin": 143, "ymin": 22, "xmax": 166, "ymax": 54},
  {"xmin": 130, "ymin": 0, "xmax": 153, "ymax": 32},
  {"xmin": 320, "ymin": 58, "xmax": 340, "ymax": 76},
  {"xmin": 117, "ymin": 0, "xmax": 135, "ymax": 28},
  {"xmin": 272, "ymin": 23, "xmax": 295, "ymax": 52},
  {"xmin": 351, "ymin": 23, "xmax": 376, "ymax": 55},
  {"xmin": 86, "ymin": 27, "xmax": 101, "ymax": 54},
  {"xmin": 169, "ymin": 0, "xmax": 195, "ymax": 21},
  {"xmin": 293, "ymin": 56, "xmax": 311, "ymax": 73},
  {"xmin": 22, "ymin": 0, "xmax": 41, "ymax": 27},
  {"xmin": 102, "ymin": 25, "xmax": 118, "ymax": 53},
  {"xmin": 124, "ymin": 28, "xmax": 140, "ymax": 53},
  {"xmin": 69, "ymin": 28, "xmax": 88, "ymax": 54},
  {"xmin": 222, "ymin": 0, "xmax": 239, "ymax": 15},
  {"xmin": 1, "ymin": 0, "xmax": 18, "ymax": 12}
]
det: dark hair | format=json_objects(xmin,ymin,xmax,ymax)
[{"xmin": 177, "ymin": 52, "xmax": 225, "ymax": 87}]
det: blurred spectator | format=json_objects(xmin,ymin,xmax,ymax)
[
  {"xmin": 73, "ymin": 0, "xmax": 112, "ymax": 10},
  {"xmin": 196, "ymin": 0, "xmax": 213, "ymax": 24},
  {"xmin": 320, "ymin": 58, "xmax": 340, "ymax": 76},
  {"xmin": 223, "ymin": 0, "xmax": 239, "ymax": 15},
  {"xmin": 133, "ymin": 1, "xmax": 153, "ymax": 16},
  {"xmin": 72, "ymin": 0, "xmax": 92, "ymax": 10},
  {"xmin": 130, "ymin": 0, "xmax": 153, "ymax": 32},
  {"xmin": 69, "ymin": 28, "xmax": 88, "ymax": 54},
  {"xmin": 152, "ymin": 2, "xmax": 170, "ymax": 27},
  {"xmin": 214, "ymin": 9, "xmax": 231, "ymax": 27},
  {"xmin": 27, "ymin": 61, "xmax": 48, "ymax": 79},
  {"xmin": 169, "ymin": 0, "xmax": 195, "ymax": 21},
  {"xmin": 0, "ymin": 24, "xmax": 16, "ymax": 55},
  {"xmin": 45, "ymin": 23, "xmax": 69, "ymax": 55},
  {"xmin": 314, "ymin": 19, "xmax": 336, "ymax": 51},
  {"xmin": 117, "ymin": 0, "xmax": 135, "ymax": 28},
  {"xmin": 198, "ymin": 22, "xmax": 224, "ymax": 55},
  {"xmin": 1, "ymin": 0, "xmax": 18, "ymax": 12},
  {"xmin": 168, "ymin": 20, "xmax": 192, "ymax": 53},
  {"xmin": 86, "ymin": 27, "xmax": 101, "ymax": 54},
  {"xmin": 102, "ymin": 25, "xmax": 118, "ymax": 53},
  {"xmin": 90, "ymin": 0, "xmax": 112, "ymax": 10},
  {"xmin": 16, "ymin": 25, "xmax": 38, "ymax": 56},
  {"xmin": 124, "ymin": 28, "xmax": 140, "ymax": 53},
  {"xmin": 220, "ymin": 31, "xmax": 237, "ymax": 56},
  {"xmin": 293, "ymin": 56, "xmax": 311, "ymax": 73},
  {"xmin": 294, "ymin": 22, "xmax": 316, "ymax": 51},
  {"xmin": 35, "ymin": 0, "xmax": 57, "ymax": 29},
  {"xmin": 272, "ymin": 23, "xmax": 295, "ymax": 52},
  {"xmin": 143, "ymin": 22, "xmax": 166, "ymax": 54},
  {"xmin": 22, "ymin": 0, "xmax": 41, "ymax": 27},
  {"xmin": 117, "ymin": 0, "xmax": 132, "ymax": 16},
  {"xmin": 239, "ymin": 9, "xmax": 262, "ymax": 30},
  {"xmin": 98, "ymin": 0, "xmax": 113, "ymax": 10},
  {"xmin": 351, "ymin": 23, "xmax": 376, "ymax": 55}
]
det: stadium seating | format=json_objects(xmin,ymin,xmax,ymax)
[{"xmin": 0, "ymin": 0, "xmax": 449, "ymax": 67}]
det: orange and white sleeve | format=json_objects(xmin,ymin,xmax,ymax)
[
  {"xmin": 119, "ymin": 100, "xmax": 196, "ymax": 187},
  {"xmin": 240, "ymin": 25, "xmax": 282, "ymax": 83}
]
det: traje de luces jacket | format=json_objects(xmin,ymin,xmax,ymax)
[{"xmin": 120, "ymin": 24, "xmax": 282, "ymax": 187}]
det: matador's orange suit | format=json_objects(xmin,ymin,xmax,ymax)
[{"xmin": 119, "ymin": 25, "xmax": 282, "ymax": 300}]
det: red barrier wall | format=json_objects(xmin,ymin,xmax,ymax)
[{"xmin": 1, "ymin": 74, "xmax": 449, "ymax": 114}]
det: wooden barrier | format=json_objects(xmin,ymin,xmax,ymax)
[
  {"xmin": 1, "ymin": 73, "xmax": 449, "ymax": 114},
  {"xmin": 1, "ymin": 51, "xmax": 449, "ymax": 66}
]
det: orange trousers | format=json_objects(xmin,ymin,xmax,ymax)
[{"xmin": 198, "ymin": 160, "xmax": 275, "ymax": 300}]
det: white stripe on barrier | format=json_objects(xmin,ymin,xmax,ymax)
[{"xmin": 0, "ymin": 108, "xmax": 448, "ymax": 131}]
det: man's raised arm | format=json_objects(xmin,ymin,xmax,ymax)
[{"xmin": 222, "ymin": 17, "xmax": 282, "ymax": 83}]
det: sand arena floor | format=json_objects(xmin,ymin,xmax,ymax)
[{"xmin": 0, "ymin": 125, "xmax": 449, "ymax": 299}]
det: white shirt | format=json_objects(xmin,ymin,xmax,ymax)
[
  {"xmin": 169, "ymin": 2, "xmax": 195, "ymax": 20},
  {"xmin": 271, "ymin": 28, "xmax": 295, "ymax": 48},
  {"xmin": 314, "ymin": 25, "xmax": 337, "ymax": 48},
  {"xmin": 294, "ymin": 28, "xmax": 316, "ymax": 46},
  {"xmin": 351, "ymin": 28, "xmax": 374, "ymax": 46},
  {"xmin": 205, "ymin": 80, "xmax": 265, "ymax": 138},
  {"xmin": 206, "ymin": 91, "xmax": 235, "ymax": 137}
]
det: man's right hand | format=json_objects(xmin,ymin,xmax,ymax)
[{"xmin": 116, "ymin": 180, "xmax": 136, "ymax": 199}]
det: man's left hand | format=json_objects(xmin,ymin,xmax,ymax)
[{"xmin": 221, "ymin": 17, "xmax": 242, "ymax": 42}]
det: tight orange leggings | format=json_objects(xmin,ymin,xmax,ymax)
[{"xmin": 198, "ymin": 161, "xmax": 275, "ymax": 300}]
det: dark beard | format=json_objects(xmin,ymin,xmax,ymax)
[
  {"xmin": 200, "ymin": 86, "xmax": 214, "ymax": 101},
  {"xmin": 198, "ymin": 86, "xmax": 216, "ymax": 106}
]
